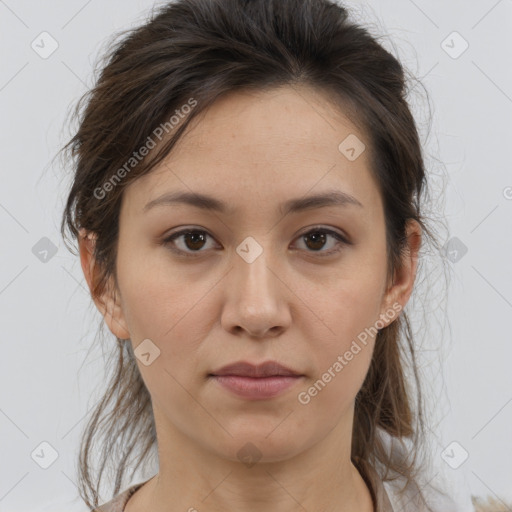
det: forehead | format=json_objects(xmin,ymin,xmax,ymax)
[{"xmin": 123, "ymin": 85, "xmax": 382, "ymax": 219}]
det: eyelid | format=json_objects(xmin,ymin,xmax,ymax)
[
  {"xmin": 162, "ymin": 227, "xmax": 219, "ymax": 257},
  {"xmin": 162, "ymin": 225, "xmax": 352, "ymax": 257},
  {"xmin": 296, "ymin": 225, "xmax": 351, "ymax": 244},
  {"xmin": 292, "ymin": 226, "xmax": 352, "ymax": 257}
]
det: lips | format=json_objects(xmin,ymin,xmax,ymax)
[
  {"xmin": 209, "ymin": 361, "xmax": 304, "ymax": 400},
  {"xmin": 210, "ymin": 360, "xmax": 302, "ymax": 378}
]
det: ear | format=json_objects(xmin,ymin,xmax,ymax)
[
  {"xmin": 78, "ymin": 228, "xmax": 130, "ymax": 340},
  {"xmin": 378, "ymin": 219, "xmax": 422, "ymax": 327}
]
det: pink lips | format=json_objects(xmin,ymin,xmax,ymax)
[{"xmin": 209, "ymin": 361, "xmax": 304, "ymax": 400}]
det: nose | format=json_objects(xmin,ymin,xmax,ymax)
[{"xmin": 220, "ymin": 247, "xmax": 292, "ymax": 339}]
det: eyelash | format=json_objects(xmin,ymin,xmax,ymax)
[{"xmin": 162, "ymin": 226, "xmax": 351, "ymax": 258}]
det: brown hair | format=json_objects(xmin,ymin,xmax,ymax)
[{"xmin": 59, "ymin": 0, "xmax": 451, "ymax": 509}]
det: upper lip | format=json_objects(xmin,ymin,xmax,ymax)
[{"xmin": 210, "ymin": 361, "xmax": 303, "ymax": 377}]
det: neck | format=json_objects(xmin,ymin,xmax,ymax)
[{"xmin": 127, "ymin": 405, "xmax": 375, "ymax": 512}]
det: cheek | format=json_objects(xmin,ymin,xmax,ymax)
[
  {"xmin": 316, "ymin": 275, "xmax": 384, "ymax": 350},
  {"xmin": 298, "ymin": 295, "xmax": 377, "ymax": 417},
  {"xmin": 116, "ymin": 239, "xmax": 198, "ymax": 340},
  {"xmin": 303, "ymin": 273, "xmax": 384, "ymax": 402},
  {"xmin": 116, "ymin": 257, "xmax": 220, "ymax": 387}
]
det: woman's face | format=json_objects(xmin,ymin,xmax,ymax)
[{"xmin": 82, "ymin": 84, "xmax": 419, "ymax": 465}]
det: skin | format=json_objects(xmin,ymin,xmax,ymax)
[{"xmin": 79, "ymin": 84, "xmax": 421, "ymax": 512}]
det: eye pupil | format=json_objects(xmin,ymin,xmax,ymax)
[
  {"xmin": 304, "ymin": 232, "xmax": 326, "ymax": 251},
  {"xmin": 185, "ymin": 231, "xmax": 206, "ymax": 250}
]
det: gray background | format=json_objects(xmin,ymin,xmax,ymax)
[{"xmin": 0, "ymin": 0, "xmax": 511, "ymax": 510}]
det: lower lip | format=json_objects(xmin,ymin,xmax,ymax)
[{"xmin": 210, "ymin": 375, "xmax": 303, "ymax": 400}]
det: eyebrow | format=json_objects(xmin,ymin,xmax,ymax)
[{"xmin": 143, "ymin": 189, "xmax": 363, "ymax": 215}]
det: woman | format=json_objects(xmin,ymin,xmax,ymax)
[{"xmin": 60, "ymin": 0, "xmax": 458, "ymax": 510}]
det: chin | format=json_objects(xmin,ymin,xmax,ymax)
[{"xmin": 209, "ymin": 428, "xmax": 310, "ymax": 465}]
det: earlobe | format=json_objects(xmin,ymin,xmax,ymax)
[
  {"xmin": 78, "ymin": 229, "xmax": 131, "ymax": 340},
  {"xmin": 378, "ymin": 219, "xmax": 422, "ymax": 328}
]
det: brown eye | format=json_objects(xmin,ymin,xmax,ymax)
[
  {"xmin": 163, "ymin": 229, "xmax": 216, "ymax": 255},
  {"xmin": 304, "ymin": 231, "xmax": 327, "ymax": 251},
  {"xmin": 162, "ymin": 226, "xmax": 350, "ymax": 258},
  {"xmin": 181, "ymin": 231, "xmax": 208, "ymax": 251},
  {"xmin": 294, "ymin": 228, "xmax": 349, "ymax": 257}
]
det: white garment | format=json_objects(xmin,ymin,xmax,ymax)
[{"xmin": 373, "ymin": 465, "xmax": 461, "ymax": 511}]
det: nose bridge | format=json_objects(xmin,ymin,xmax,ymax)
[
  {"xmin": 233, "ymin": 236, "xmax": 276, "ymax": 303},
  {"xmin": 221, "ymin": 235, "xmax": 290, "ymax": 337}
]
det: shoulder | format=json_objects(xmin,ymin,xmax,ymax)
[
  {"xmin": 371, "ymin": 429, "xmax": 462, "ymax": 512},
  {"xmin": 361, "ymin": 449, "xmax": 460, "ymax": 511},
  {"xmin": 93, "ymin": 481, "xmax": 147, "ymax": 512},
  {"xmin": 382, "ymin": 473, "xmax": 461, "ymax": 512}
]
